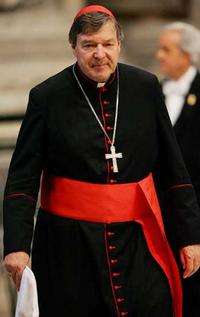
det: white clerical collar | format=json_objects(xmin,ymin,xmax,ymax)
[
  {"xmin": 97, "ymin": 82, "xmax": 106, "ymax": 88},
  {"xmin": 163, "ymin": 66, "xmax": 197, "ymax": 96}
]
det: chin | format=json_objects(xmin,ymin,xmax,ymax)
[
  {"xmin": 97, "ymin": 76, "xmax": 109, "ymax": 83},
  {"xmin": 160, "ymin": 65, "xmax": 170, "ymax": 75},
  {"xmin": 93, "ymin": 72, "xmax": 111, "ymax": 83}
]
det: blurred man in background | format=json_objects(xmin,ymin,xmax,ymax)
[{"xmin": 156, "ymin": 22, "xmax": 200, "ymax": 317}]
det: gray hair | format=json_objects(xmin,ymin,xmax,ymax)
[
  {"xmin": 163, "ymin": 22, "xmax": 200, "ymax": 66},
  {"xmin": 69, "ymin": 12, "xmax": 123, "ymax": 49}
]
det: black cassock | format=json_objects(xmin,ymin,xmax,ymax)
[{"xmin": 3, "ymin": 63, "xmax": 200, "ymax": 317}]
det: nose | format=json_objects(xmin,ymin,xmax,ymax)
[{"xmin": 94, "ymin": 44, "xmax": 106, "ymax": 59}]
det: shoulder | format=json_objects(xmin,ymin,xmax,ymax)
[
  {"xmin": 118, "ymin": 63, "xmax": 158, "ymax": 84},
  {"xmin": 118, "ymin": 63, "xmax": 161, "ymax": 98},
  {"xmin": 29, "ymin": 65, "xmax": 73, "ymax": 101},
  {"xmin": 191, "ymin": 71, "xmax": 200, "ymax": 91}
]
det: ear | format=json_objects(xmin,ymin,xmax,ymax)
[
  {"xmin": 117, "ymin": 40, "xmax": 121, "ymax": 53},
  {"xmin": 184, "ymin": 51, "xmax": 191, "ymax": 63},
  {"xmin": 72, "ymin": 45, "xmax": 78, "ymax": 58}
]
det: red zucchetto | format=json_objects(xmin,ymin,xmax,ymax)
[{"xmin": 74, "ymin": 5, "xmax": 114, "ymax": 21}]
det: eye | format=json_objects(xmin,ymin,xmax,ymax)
[
  {"xmin": 83, "ymin": 44, "xmax": 95, "ymax": 49},
  {"xmin": 162, "ymin": 46, "xmax": 170, "ymax": 53}
]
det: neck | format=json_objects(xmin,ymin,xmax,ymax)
[
  {"xmin": 97, "ymin": 82, "xmax": 105, "ymax": 88},
  {"xmin": 170, "ymin": 65, "xmax": 191, "ymax": 80},
  {"xmin": 75, "ymin": 63, "xmax": 116, "ymax": 87}
]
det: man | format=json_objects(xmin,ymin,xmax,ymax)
[
  {"xmin": 156, "ymin": 22, "xmax": 200, "ymax": 317},
  {"xmin": 3, "ymin": 6, "xmax": 200, "ymax": 317}
]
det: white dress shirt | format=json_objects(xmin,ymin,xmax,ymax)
[{"xmin": 163, "ymin": 66, "xmax": 197, "ymax": 126}]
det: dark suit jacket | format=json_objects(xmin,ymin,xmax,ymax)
[
  {"xmin": 173, "ymin": 71, "xmax": 200, "ymax": 205},
  {"xmin": 162, "ymin": 71, "xmax": 200, "ymax": 317}
]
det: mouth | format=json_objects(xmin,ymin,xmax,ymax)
[
  {"xmin": 159, "ymin": 61, "xmax": 166, "ymax": 65},
  {"xmin": 92, "ymin": 64, "xmax": 108, "ymax": 69}
]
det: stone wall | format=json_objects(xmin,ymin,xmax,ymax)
[{"xmin": 87, "ymin": 0, "xmax": 191, "ymax": 17}]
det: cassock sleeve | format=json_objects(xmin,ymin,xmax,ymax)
[
  {"xmin": 153, "ymin": 77, "xmax": 200, "ymax": 248},
  {"xmin": 3, "ymin": 88, "xmax": 45, "ymax": 257}
]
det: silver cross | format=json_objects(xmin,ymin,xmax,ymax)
[{"xmin": 105, "ymin": 145, "xmax": 123, "ymax": 173}]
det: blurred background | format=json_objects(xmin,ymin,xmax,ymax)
[{"xmin": 0, "ymin": 0, "xmax": 200, "ymax": 315}]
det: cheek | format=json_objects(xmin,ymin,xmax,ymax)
[
  {"xmin": 109, "ymin": 51, "xmax": 120, "ymax": 63},
  {"xmin": 169, "ymin": 56, "xmax": 181, "ymax": 68},
  {"xmin": 80, "ymin": 58, "xmax": 92, "ymax": 70},
  {"xmin": 115, "ymin": 47, "xmax": 120, "ymax": 57},
  {"xmin": 75, "ymin": 49, "xmax": 90, "ymax": 63},
  {"xmin": 162, "ymin": 54, "xmax": 175, "ymax": 66}
]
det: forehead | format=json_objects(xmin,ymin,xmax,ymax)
[
  {"xmin": 159, "ymin": 30, "xmax": 181, "ymax": 46},
  {"xmin": 77, "ymin": 20, "xmax": 117, "ymax": 42}
]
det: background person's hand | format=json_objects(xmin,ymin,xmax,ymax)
[
  {"xmin": 3, "ymin": 251, "xmax": 30, "ymax": 290},
  {"xmin": 180, "ymin": 244, "xmax": 200, "ymax": 278}
]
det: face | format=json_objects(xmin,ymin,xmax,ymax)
[
  {"xmin": 156, "ymin": 30, "xmax": 190, "ymax": 79},
  {"xmin": 73, "ymin": 20, "xmax": 121, "ymax": 83}
]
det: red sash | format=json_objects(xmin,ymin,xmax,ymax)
[{"xmin": 41, "ymin": 173, "xmax": 182, "ymax": 317}]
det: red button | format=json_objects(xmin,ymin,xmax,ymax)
[
  {"xmin": 121, "ymin": 312, "xmax": 128, "ymax": 316},
  {"xmin": 107, "ymin": 231, "xmax": 115, "ymax": 237},
  {"xmin": 106, "ymin": 126, "xmax": 113, "ymax": 131},
  {"xmin": 105, "ymin": 113, "xmax": 111, "ymax": 118},
  {"xmin": 114, "ymin": 285, "xmax": 122, "ymax": 290},
  {"xmin": 110, "ymin": 179, "xmax": 117, "ymax": 183},
  {"xmin": 103, "ymin": 100, "xmax": 109, "ymax": 105},
  {"xmin": 111, "ymin": 259, "xmax": 118, "ymax": 265},
  {"xmin": 100, "ymin": 86, "xmax": 107, "ymax": 92},
  {"xmin": 117, "ymin": 298, "xmax": 125, "ymax": 303},
  {"xmin": 112, "ymin": 272, "xmax": 120, "ymax": 277},
  {"xmin": 109, "ymin": 245, "xmax": 116, "ymax": 251}
]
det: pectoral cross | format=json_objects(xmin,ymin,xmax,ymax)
[{"xmin": 105, "ymin": 145, "xmax": 123, "ymax": 173}]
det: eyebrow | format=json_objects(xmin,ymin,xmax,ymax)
[{"xmin": 81, "ymin": 38, "xmax": 115, "ymax": 45}]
